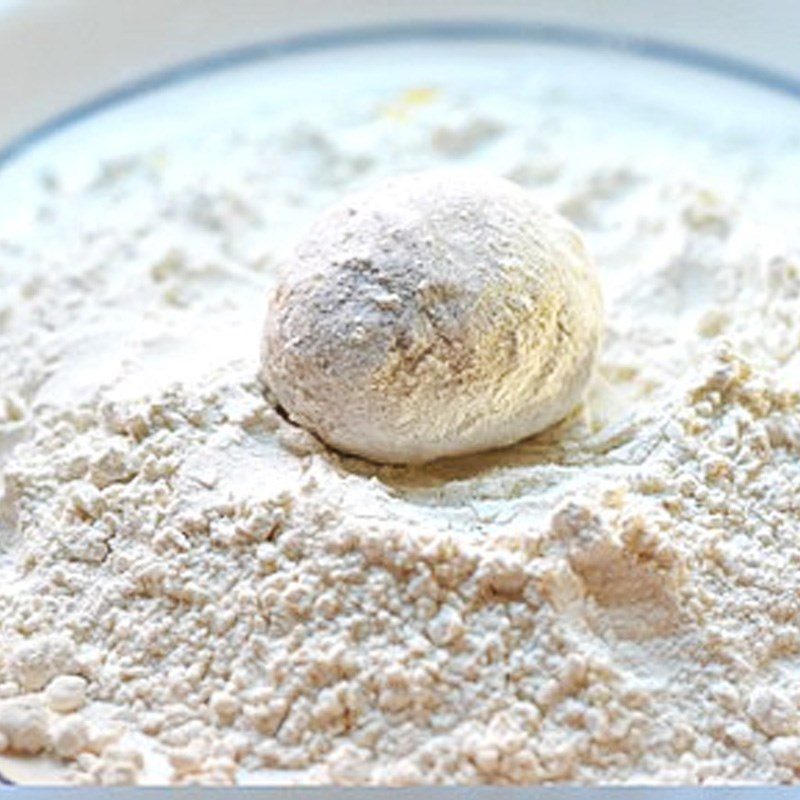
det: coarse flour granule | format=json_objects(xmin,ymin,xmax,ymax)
[{"xmin": 2, "ymin": 76, "xmax": 800, "ymax": 785}]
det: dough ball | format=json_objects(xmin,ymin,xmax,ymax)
[{"xmin": 260, "ymin": 169, "xmax": 602, "ymax": 464}]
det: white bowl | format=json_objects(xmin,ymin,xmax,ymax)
[{"xmin": 1, "ymin": 0, "xmax": 799, "ymax": 789}]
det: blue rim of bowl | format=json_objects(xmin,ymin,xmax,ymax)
[{"xmin": 2, "ymin": 19, "xmax": 800, "ymax": 173}]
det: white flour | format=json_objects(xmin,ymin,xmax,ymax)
[{"xmin": 2, "ymin": 63, "xmax": 800, "ymax": 786}]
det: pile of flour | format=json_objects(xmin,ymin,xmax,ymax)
[{"xmin": 2, "ymin": 78, "xmax": 800, "ymax": 786}]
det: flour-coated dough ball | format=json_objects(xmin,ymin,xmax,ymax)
[{"xmin": 260, "ymin": 169, "xmax": 603, "ymax": 463}]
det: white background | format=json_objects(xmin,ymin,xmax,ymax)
[{"xmin": 0, "ymin": 0, "xmax": 799, "ymax": 148}]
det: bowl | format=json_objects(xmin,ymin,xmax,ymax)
[{"xmin": 1, "ymin": 0, "xmax": 799, "ymax": 790}]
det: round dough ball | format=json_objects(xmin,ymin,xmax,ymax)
[{"xmin": 260, "ymin": 169, "xmax": 602, "ymax": 464}]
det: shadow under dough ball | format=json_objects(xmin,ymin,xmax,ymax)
[{"xmin": 260, "ymin": 168, "xmax": 603, "ymax": 464}]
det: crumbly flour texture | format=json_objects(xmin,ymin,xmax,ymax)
[{"xmin": 2, "ymin": 78, "xmax": 800, "ymax": 785}]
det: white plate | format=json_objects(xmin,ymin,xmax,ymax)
[{"xmin": 1, "ymin": 4, "xmax": 800, "ymax": 790}]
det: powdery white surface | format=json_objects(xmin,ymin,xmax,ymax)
[
  {"xmin": 1, "ymin": 74, "xmax": 800, "ymax": 786},
  {"xmin": 262, "ymin": 168, "xmax": 603, "ymax": 463}
]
